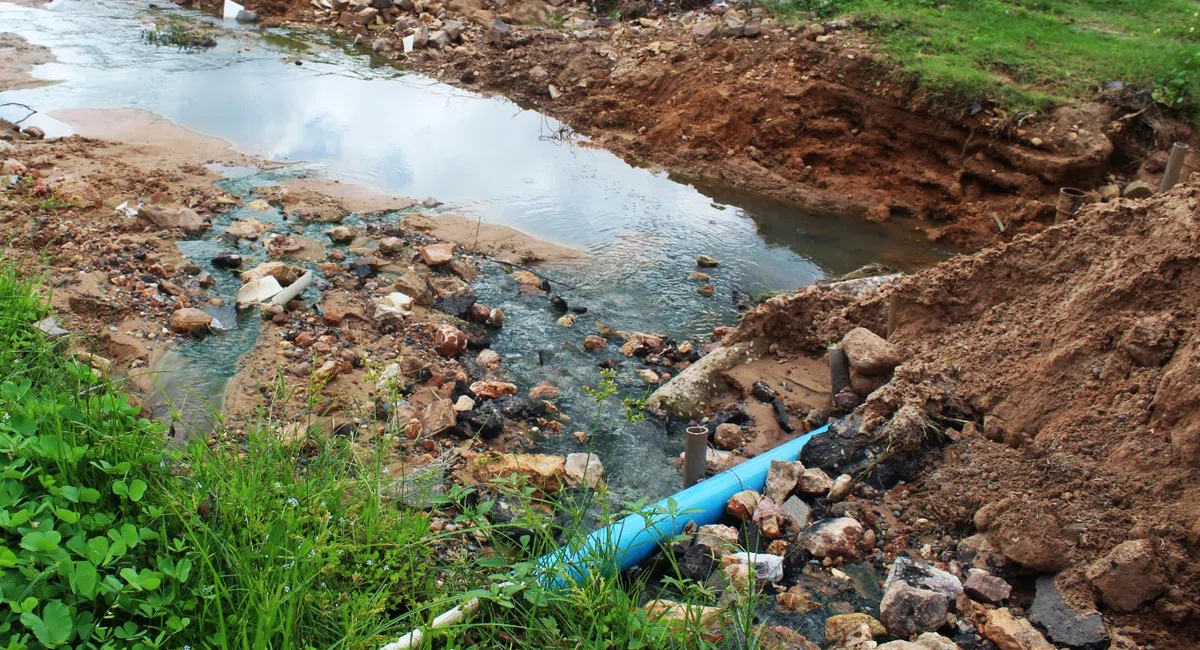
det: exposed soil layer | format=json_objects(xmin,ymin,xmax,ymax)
[
  {"xmin": 189, "ymin": 0, "xmax": 1196, "ymax": 249},
  {"xmin": 719, "ymin": 184, "xmax": 1200, "ymax": 648}
]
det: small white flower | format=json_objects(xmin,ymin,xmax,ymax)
[
  {"xmin": 366, "ymin": 559, "xmax": 373, "ymax": 566},
  {"xmin": 286, "ymin": 497, "xmax": 299, "ymax": 507},
  {"xmin": 274, "ymin": 482, "xmax": 282, "ymax": 489},
  {"xmin": 284, "ymin": 585, "xmax": 290, "ymax": 593}
]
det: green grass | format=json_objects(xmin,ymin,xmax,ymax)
[
  {"xmin": 765, "ymin": 0, "xmax": 1200, "ymax": 119},
  {"xmin": 0, "ymin": 259, "xmax": 777, "ymax": 649}
]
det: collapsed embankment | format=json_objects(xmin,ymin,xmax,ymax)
[
  {"xmin": 190, "ymin": 0, "xmax": 1195, "ymax": 248},
  {"xmin": 699, "ymin": 182, "xmax": 1200, "ymax": 648}
]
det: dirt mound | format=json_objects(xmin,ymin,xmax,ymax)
[{"xmin": 723, "ymin": 184, "xmax": 1200, "ymax": 647}]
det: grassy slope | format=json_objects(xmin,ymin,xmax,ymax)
[
  {"xmin": 772, "ymin": 0, "xmax": 1200, "ymax": 117},
  {"xmin": 0, "ymin": 260, "xmax": 748, "ymax": 649}
]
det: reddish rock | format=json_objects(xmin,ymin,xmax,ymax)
[
  {"xmin": 583, "ymin": 334, "xmax": 607, "ymax": 350},
  {"xmin": 419, "ymin": 242, "xmax": 455, "ymax": 265},
  {"xmin": 841, "ymin": 326, "xmax": 901, "ymax": 375},
  {"xmin": 434, "ymin": 323, "xmax": 468, "ymax": 357},
  {"xmin": 714, "ymin": 423, "xmax": 750, "ymax": 450},
  {"xmin": 726, "ymin": 489, "xmax": 761, "ymax": 521},
  {"xmin": 168, "ymin": 308, "xmax": 213, "ymax": 334},
  {"xmin": 1084, "ymin": 538, "xmax": 1165, "ymax": 612},
  {"xmin": 420, "ymin": 398, "xmax": 457, "ymax": 435},
  {"xmin": 799, "ymin": 517, "xmax": 863, "ymax": 559},
  {"xmin": 796, "ymin": 468, "xmax": 834, "ymax": 495},
  {"xmin": 530, "ymin": 381, "xmax": 560, "ymax": 399},
  {"xmin": 964, "ymin": 569, "xmax": 1012, "ymax": 604},
  {"xmin": 470, "ymin": 380, "xmax": 518, "ymax": 399},
  {"xmin": 983, "ymin": 608, "xmax": 1055, "ymax": 650}
]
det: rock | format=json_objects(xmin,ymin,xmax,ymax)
[
  {"xmin": 725, "ymin": 551, "xmax": 783, "ymax": 583},
  {"xmin": 884, "ymin": 556, "xmax": 964, "ymax": 602},
  {"xmin": 804, "ymin": 23, "xmax": 825, "ymax": 40},
  {"xmin": 476, "ymin": 349, "xmax": 501, "ymax": 370},
  {"xmin": 964, "ymin": 569, "xmax": 1011, "ymax": 604},
  {"xmin": 227, "ymin": 218, "xmax": 272, "ymax": 239},
  {"xmin": 1122, "ymin": 180, "xmax": 1154, "ymax": 199},
  {"xmin": 779, "ymin": 496, "xmax": 812, "ymax": 530},
  {"xmin": 913, "ymin": 633, "xmax": 962, "ymax": 650},
  {"xmin": 753, "ymin": 497, "xmax": 798, "ymax": 539},
  {"xmin": 644, "ymin": 599, "xmax": 721, "ymax": 626},
  {"xmin": 763, "ymin": 460, "xmax": 803, "ymax": 502},
  {"xmin": 212, "ymin": 252, "xmax": 243, "ymax": 269},
  {"xmin": 647, "ymin": 342, "xmax": 758, "ymax": 418},
  {"xmin": 841, "ymin": 327, "xmax": 900, "ymax": 375},
  {"xmin": 983, "ymin": 608, "xmax": 1055, "ymax": 650},
  {"xmin": 168, "ymin": 308, "xmax": 213, "ymax": 334},
  {"xmin": 723, "ymin": 11, "xmax": 745, "ymax": 36},
  {"xmin": 557, "ymin": 313, "xmax": 577, "ymax": 327},
  {"xmin": 620, "ymin": 332, "xmax": 667, "ymax": 357},
  {"xmin": 312, "ymin": 360, "xmax": 342, "ymax": 384},
  {"xmin": 714, "ymin": 423, "xmax": 750, "ymax": 450},
  {"xmin": 1029, "ymin": 575, "xmax": 1109, "ymax": 650},
  {"xmin": 428, "ymin": 29, "xmax": 451, "ymax": 49},
  {"xmin": 393, "ymin": 271, "xmax": 432, "ymax": 306},
  {"xmin": 453, "ymin": 395, "xmax": 476, "ymax": 412},
  {"xmin": 696, "ymin": 254, "xmax": 720, "ymax": 267},
  {"xmin": 797, "ymin": 468, "xmax": 833, "ymax": 495},
  {"xmin": 240, "ymin": 261, "xmax": 304, "ymax": 286},
  {"xmin": 692, "ymin": 20, "xmax": 718, "ymax": 39},
  {"xmin": 420, "ymin": 398, "xmax": 457, "ymax": 435},
  {"xmin": 473, "ymin": 454, "xmax": 566, "ymax": 493},
  {"xmin": 827, "ymin": 473, "xmax": 853, "ymax": 501},
  {"xmin": 529, "ymin": 381, "xmax": 559, "ymax": 399},
  {"xmin": 727, "ymin": 489, "xmax": 761, "ymax": 520},
  {"xmin": 881, "ymin": 581, "xmax": 951, "ymax": 638},
  {"xmin": 378, "ymin": 236, "xmax": 406, "ymax": 255},
  {"xmin": 434, "ymin": 323, "xmax": 468, "ymax": 357},
  {"xmin": 1097, "ymin": 184, "xmax": 1121, "ymax": 201},
  {"xmin": 775, "ymin": 586, "xmax": 820, "ymax": 614},
  {"xmin": 583, "ymin": 334, "xmax": 607, "ymax": 350},
  {"xmin": 826, "ymin": 613, "xmax": 887, "ymax": 644},
  {"xmin": 235, "ymin": 9, "xmax": 258, "ymax": 22},
  {"xmin": 799, "ymin": 517, "xmax": 863, "ymax": 559},
  {"xmin": 696, "ymin": 523, "xmax": 740, "ymax": 555},
  {"xmin": 987, "ymin": 512, "xmax": 1071, "ymax": 572},
  {"xmin": 1083, "ymin": 538, "xmax": 1165, "ymax": 612},
  {"xmin": 636, "ymin": 368, "xmax": 660, "ymax": 384},
  {"xmin": 197, "ymin": 272, "xmax": 215, "ymax": 288},
  {"xmin": 510, "ymin": 270, "xmax": 542, "ymax": 286},
  {"xmin": 139, "ymin": 204, "xmax": 208, "ymax": 235},
  {"xmin": 564, "ymin": 453, "xmax": 604, "ymax": 489},
  {"xmin": 22, "ymin": 125, "xmax": 46, "ymax": 139},
  {"xmin": 419, "ymin": 242, "xmax": 455, "ymax": 265},
  {"xmin": 470, "ymin": 380, "xmax": 518, "ymax": 399},
  {"xmin": 704, "ymin": 448, "xmax": 742, "ymax": 473}
]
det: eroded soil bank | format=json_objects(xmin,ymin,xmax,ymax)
[
  {"xmin": 191, "ymin": 0, "xmax": 1197, "ymax": 249},
  {"xmin": 650, "ymin": 182, "xmax": 1200, "ymax": 648}
]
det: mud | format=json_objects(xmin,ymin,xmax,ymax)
[
  {"xmin": 0, "ymin": 32, "xmax": 52, "ymax": 92},
  {"xmin": 710, "ymin": 184, "xmax": 1200, "ymax": 648}
]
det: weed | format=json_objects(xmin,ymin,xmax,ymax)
[{"xmin": 142, "ymin": 21, "xmax": 217, "ymax": 51}]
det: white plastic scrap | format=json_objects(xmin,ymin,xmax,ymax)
[{"xmin": 223, "ymin": 0, "xmax": 246, "ymax": 20}]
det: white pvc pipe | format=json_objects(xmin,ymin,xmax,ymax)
[{"xmin": 270, "ymin": 271, "xmax": 314, "ymax": 307}]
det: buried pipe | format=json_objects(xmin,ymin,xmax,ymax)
[
  {"xmin": 829, "ymin": 345, "xmax": 850, "ymax": 397},
  {"xmin": 682, "ymin": 426, "xmax": 709, "ymax": 488},
  {"xmin": 379, "ymin": 422, "xmax": 832, "ymax": 649},
  {"xmin": 1054, "ymin": 187, "xmax": 1089, "ymax": 224},
  {"xmin": 1160, "ymin": 142, "xmax": 1191, "ymax": 193}
]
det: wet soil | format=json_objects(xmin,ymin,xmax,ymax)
[{"xmin": 0, "ymin": 32, "xmax": 52, "ymax": 91}]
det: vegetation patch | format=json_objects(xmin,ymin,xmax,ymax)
[{"xmin": 764, "ymin": 0, "xmax": 1200, "ymax": 118}]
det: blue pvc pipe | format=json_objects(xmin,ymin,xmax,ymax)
[{"xmin": 538, "ymin": 423, "xmax": 829, "ymax": 583}]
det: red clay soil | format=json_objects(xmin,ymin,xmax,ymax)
[
  {"xmin": 187, "ymin": 0, "xmax": 1195, "ymax": 249},
  {"xmin": 726, "ymin": 182, "xmax": 1200, "ymax": 648}
]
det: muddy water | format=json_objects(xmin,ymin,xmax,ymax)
[{"xmin": 0, "ymin": 0, "xmax": 950, "ymax": 501}]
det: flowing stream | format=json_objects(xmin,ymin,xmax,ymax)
[{"xmin": 0, "ymin": 0, "xmax": 951, "ymax": 502}]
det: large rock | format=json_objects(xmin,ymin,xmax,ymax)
[
  {"xmin": 139, "ymin": 204, "xmax": 209, "ymax": 235},
  {"xmin": 240, "ymin": 261, "xmax": 305, "ymax": 286},
  {"xmin": 986, "ymin": 512, "xmax": 1071, "ymax": 572},
  {"xmin": 473, "ymin": 454, "xmax": 567, "ymax": 492},
  {"xmin": 1029, "ymin": 575, "xmax": 1109, "ymax": 650},
  {"xmin": 420, "ymin": 398, "xmax": 456, "ymax": 435},
  {"xmin": 764, "ymin": 460, "xmax": 803, "ymax": 502},
  {"xmin": 841, "ymin": 327, "xmax": 901, "ymax": 375},
  {"xmin": 714, "ymin": 422, "xmax": 750, "ymax": 450},
  {"xmin": 228, "ymin": 217, "xmax": 273, "ymax": 239},
  {"xmin": 753, "ymin": 497, "xmax": 798, "ymax": 539},
  {"xmin": 797, "ymin": 468, "xmax": 833, "ymax": 495},
  {"xmin": 647, "ymin": 342, "xmax": 758, "ymax": 418},
  {"xmin": 394, "ymin": 271, "xmax": 432, "ymax": 306},
  {"xmin": 983, "ymin": 608, "xmax": 1055, "ymax": 650},
  {"xmin": 168, "ymin": 308, "xmax": 213, "ymax": 334},
  {"xmin": 884, "ymin": 556, "xmax": 964, "ymax": 601},
  {"xmin": 419, "ymin": 242, "xmax": 454, "ymax": 265},
  {"xmin": 1083, "ymin": 538, "xmax": 1165, "ymax": 612},
  {"xmin": 964, "ymin": 569, "xmax": 1011, "ymax": 604},
  {"xmin": 434, "ymin": 323, "xmax": 468, "ymax": 358},
  {"xmin": 470, "ymin": 380, "xmax": 518, "ymax": 399},
  {"xmin": 826, "ymin": 613, "xmax": 886, "ymax": 645},
  {"xmin": 880, "ymin": 581, "xmax": 950, "ymax": 638},
  {"xmin": 563, "ymin": 453, "xmax": 604, "ymax": 489},
  {"xmin": 798, "ymin": 517, "xmax": 863, "ymax": 559},
  {"xmin": 779, "ymin": 496, "xmax": 812, "ymax": 530}
]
